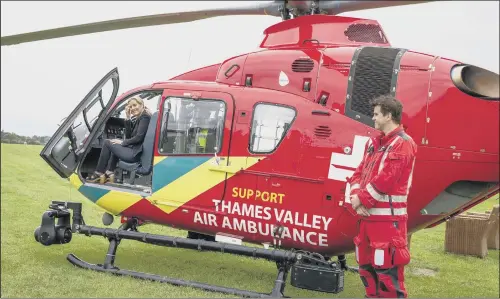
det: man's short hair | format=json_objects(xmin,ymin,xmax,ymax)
[{"xmin": 371, "ymin": 95, "xmax": 403, "ymax": 124}]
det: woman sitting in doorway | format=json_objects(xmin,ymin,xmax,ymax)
[{"xmin": 87, "ymin": 96, "xmax": 152, "ymax": 184}]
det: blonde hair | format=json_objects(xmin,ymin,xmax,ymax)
[{"xmin": 127, "ymin": 96, "xmax": 151, "ymax": 116}]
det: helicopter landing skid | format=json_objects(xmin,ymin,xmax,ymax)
[
  {"xmin": 34, "ymin": 201, "xmax": 345, "ymax": 298},
  {"xmin": 68, "ymin": 219, "xmax": 292, "ymax": 298},
  {"xmin": 67, "ymin": 253, "xmax": 285, "ymax": 298}
]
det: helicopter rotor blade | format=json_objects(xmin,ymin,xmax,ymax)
[
  {"xmin": 1, "ymin": 1, "xmax": 437, "ymax": 46},
  {"xmin": 318, "ymin": 1, "xmax": 434, "ymax": 15},
  {"xmin": 1, "ymin": 1, "xmax": 282, "ymax": 46}
]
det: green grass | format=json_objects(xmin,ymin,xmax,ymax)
[{"xmin": 1, "ymin": 143, "xmax": 498, "ymax": 298}]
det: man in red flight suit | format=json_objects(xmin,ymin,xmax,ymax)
[{"xmin": 348, "ymin": 95, "xmax": 417, "ymax": 298}]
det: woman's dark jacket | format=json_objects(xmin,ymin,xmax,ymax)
[{"xmin": 122, "ymin": 112, "xmax": 151, "ymax": 156}]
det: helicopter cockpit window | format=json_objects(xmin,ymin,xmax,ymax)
[
  {"xmin": 72, "ymin": 80, "xmax": 115, "ymax": 148},
  {"xmin": 158, "ymin": 97, "xmax": 225, "ymax": 155},
  {"xmin": 84, "ymin": 96, "xmax": 105, "ymax": 129},
  {"xmin": 249, "ymin": 104, "xmax": 296, "ymax": 153}
]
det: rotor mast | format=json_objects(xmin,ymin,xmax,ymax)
[
  {"xmin": 279, "ymin": 1, "xmax": 321, "ymax": 20},
  {"xmin": 282, "ymin": 1, "xmax": 434, "ymax": 19}
]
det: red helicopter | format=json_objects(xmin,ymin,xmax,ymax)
[{"xmin": 2, "ymin": 1, "xmax": 498, "ymax": 297}]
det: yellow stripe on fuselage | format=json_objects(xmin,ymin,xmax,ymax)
[
  {"xmin": 96, "ymin": 157, "xmax": 169, "ymax": 215},
  {"xmin": 96, "ymin": 191, "xmax": 144, "ymax": 215},
  {"xmin": 69, "ymin": 156, "xmax": 263, "ymax": 216},
  {"xmin": 154, "ymin": 156, "xmax": 167, "ymax": 165},
  {"xmin": 69, "ymin": 173, "xmax": 143, "ymax": 215},
  {"xmin": 148, "ymin": 156, "xmax": 262, "ymax": 214},
  {"xmin": 69, "ymin": 173, "xmax": 83, "ymax": 189}
]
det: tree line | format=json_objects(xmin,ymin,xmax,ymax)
[{"xmin": 1, "ymin": 130, "xmax": 51, "ymax": 145}]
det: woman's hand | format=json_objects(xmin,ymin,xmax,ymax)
[
  {"xmin": 125, "ymin": 106, "xmax": 131, "ymax": 119},
  {"xmin": 110, "ymin": 139, "xmax": 122, "ymax": 145}
]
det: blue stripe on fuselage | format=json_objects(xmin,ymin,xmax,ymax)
[
  {"xmin": 79, "ymin": 185, "xmax": 110, "ymax": 203},
  {"xmin": 152, "ymin": 156, "xmax": 211, "ymax": 192}
]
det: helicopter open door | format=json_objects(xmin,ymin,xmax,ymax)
[{"xmin": 40, "ymin": 68, "xmax": 119, "ymax": 178}]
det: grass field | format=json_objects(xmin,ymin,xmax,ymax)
[{"xmin": 1, "ymin": 143, "xmax": 498, "ymax": 298}]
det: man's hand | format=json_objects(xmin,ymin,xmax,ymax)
[
  {"xmin": 110, "ymin": 139, "xmax": 122, "ymax": 145},
  {"xmin": 356, "ymin": 205, "xmax": 370, "ymax": 217},
  {"xmin": 350, "ymin": 194, "xmax": 361, "ymax": 210},
  {"xmin": 350, "ymin": 192, "xmax": 370, "ymax": 217}
]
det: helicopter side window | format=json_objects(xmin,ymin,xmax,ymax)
[
  {"xmin": 249, "ymin": 103, "xmax": 296, "ymax": 153},
  {"xmin": 158, "ymin": 96, "xmax": 225, "ymax": 155}
]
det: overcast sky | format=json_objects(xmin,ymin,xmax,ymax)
[{"xmin": 1, "ymin": 1, "xmax": 498, "ymax": 136}]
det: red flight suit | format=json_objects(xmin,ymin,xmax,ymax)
[{"xmin": 347, "ymin": 126, "xmax": 417, "ymax": 298}]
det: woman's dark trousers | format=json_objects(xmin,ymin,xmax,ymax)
[{"xmin": 96, "ymin": 139, "xmax": 137, "ymax": 173}]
